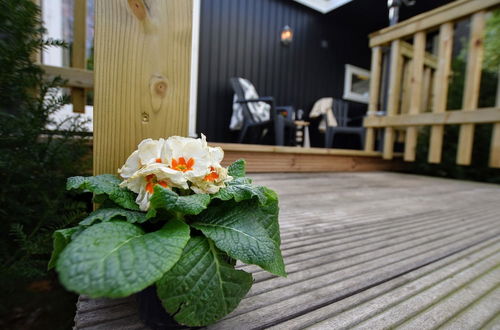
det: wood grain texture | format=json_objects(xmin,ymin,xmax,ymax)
[
  {"xmin": 456, "ymin": 11, "xmax": 486, "ymax": 165},
  {"xmin": 383, "ymin": 40, "xmax": 403, "ymax": 160},
  {"xmin": 364, "ymin": 107, "xmax": 500, "ymax": 127},
  {"xmin": 429, "ymin": 23, "xmax": 453, "ymax": 164},
  {"xmin": 369, "ymin": 0, "xmax": 500, "ymax": 47},
  {"xmin": 42, "ymin": 65, "xmax": 94, "ymax": 89},
  {"xmin": 71, "ymin": 0, "xmax": 87, "ymax": 113},
  {"xmin": 93, "ymin": 0, "xmax": 193, "ymax": 175},
  {"xmin": 404, "ymin": 32, "xmax": 426, "ymax": 162},
  {"xmin": 365, "ymin": 47, "xmax": 382, "ymax": 152},
  {"xmin": 73, "ymin": 172, "xmax": 500, "ymax": 330},
  {"xmin": 490, "ymin": 123, "xmax": 500, "ymax": 168}
]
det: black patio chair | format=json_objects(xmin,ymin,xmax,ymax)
[
  {"xmin": 230, "ymin": 77, "xmax": 295, "ymax": 146},
  {"xmin": 324, "ymin": 99, "xmax": 365, "ymax": 149}
]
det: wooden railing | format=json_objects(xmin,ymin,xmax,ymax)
[
  {"xmin": 364, "ymin": 0, "xmax": 500, "ymax": 168},
  {"xmin": 39, "ymin": 0, "xmax": 94, "ymax": 113}
]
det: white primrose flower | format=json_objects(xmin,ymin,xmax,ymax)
[
  {"xmin": 163, "ymin": 134, "xmax": 212, "ymax": 179},
  {"xmin": 190, "ymin": 145, "xmax": 233, "ymax": 194},
  {"xmin": 118, "ymin": 135, "xmax": 233, "ymax": 210},
  {"xmin": 118, "ymin": 138, "xmax": 167, "ymax": 179},
  {"xmin": 120, "ymin": 163, "xmax": 187, "ymax": 211}
]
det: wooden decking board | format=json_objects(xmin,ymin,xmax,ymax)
[
  {"xmin": 219, "ymin": 220, "xmax": 500, "ymax": 323},
  {"xmin": 242, "ymin": 216, "xmax": 500, "ymax": 298},
  {"xmin": 73, "ymin": 172, "xmax": 500, "ymax": 329},
  {"xmin": 249, "ymin": 213, "xmax": 500, "ymax": 283},
  {"xmin": 353, "ymin": 261, "xmax": 500, "ymax": 329},
  {"xmin": 439, "ymin": 286, "xmax": 500, "ymax": 330},
  {"xmin": 270, "ymin": 237, "xmax": 500, "ymax": 330},
  {"xmin": 243, "ymin": 208, "xmax": 498, "ymax": 278}
]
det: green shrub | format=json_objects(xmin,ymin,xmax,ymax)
[{"xmin": 0, "ymin": 0, "xmax": 90, "ymax": 298}]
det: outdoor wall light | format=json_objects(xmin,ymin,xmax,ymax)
[{"xmin": 281, "ymin": 25, "xmax": 293, "ymax": 45}]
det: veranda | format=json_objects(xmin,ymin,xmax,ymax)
[{"xmin": 40, "ymin": 0, "xmax": 500, "ymax": 328}]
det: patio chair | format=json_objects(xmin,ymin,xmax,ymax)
[
  {"xmin": 324, "ymin": 99, "xmax": 365, "ymax": 149},
  {"xmin": 230, "ymin": 77, "xmax": 295, "ymax": 146}
]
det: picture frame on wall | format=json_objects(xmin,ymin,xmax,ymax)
[{"xmin": 343, "ymin": 64, "xmax": 370, "ymax": 104}]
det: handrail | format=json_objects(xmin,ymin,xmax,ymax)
[
  {"xmin": 42, "ymin": 65, "xmax": 94, "ymax": 89},
  {"xmin": 369, "ymin": 0, "xmax": 500, "ymax": 47},
  {"xmin": 364, "ymin": 0, "xmax": 500, "ymax": 168}
]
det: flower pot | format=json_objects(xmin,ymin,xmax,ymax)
[{"xmin": 136, "ymin": 286, "xmax": 188, "ymax": 330}]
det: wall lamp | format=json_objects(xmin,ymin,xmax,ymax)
[{"xmin": 281, "ymin": 25, "xmax": 293, "ymax": 45}]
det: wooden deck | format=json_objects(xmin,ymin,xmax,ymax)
[{"xmin": 74, "ymin": 172, "xmax": 500, "ymax": 329}]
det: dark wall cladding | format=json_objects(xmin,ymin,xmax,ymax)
[{"xmin": 196, "ymin": 0, "xmax": 455, "ymax": 145}]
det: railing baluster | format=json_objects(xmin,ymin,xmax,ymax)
[
  {"xmin": 404, "ymin": 32, "xmax": 426, "ymax": 161},
  {"xmin": 71, "ymin": 0, "xmax": 87, "ymax": 114},
  {"xmin": 490, "ymin": 124, "xmax": 500, "ymax": 168},
  {"xmin": 429, "ymin": 22, "xmax": 454, "ymax": 163},
  {"xmin": 456, "ymin": 11, "xmax": 486, "ymax": 165},
  {"xmin": 383, "ymin": 40, "xmax": 403, "ymax": 160},
  {"xmin": 365, "ymin": 46, "xmax": 382, "ymax": 152}
]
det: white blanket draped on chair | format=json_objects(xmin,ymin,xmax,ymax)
[{"xmin": 230, "ymin": 78, "xmax": 270, "ymax": 130}]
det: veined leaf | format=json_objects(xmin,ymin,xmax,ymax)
[
  {"xmin": 48, "ymin": 227, "xmax": 82, "ymax": 270},
  {"xmin": 79, "ymin": 208, "xmax": 147, "ymax": 226},
  {"xmin": 255, "ymin": 187, "xmax": 282, "ymax": 245},
  {"xmin": 56, "ymin": 219, "xmax": 190, "ymax": 298},
  {"xmin": 211, "ymin": 180, "xmax": 267, "ymax": 205},
  {"xmin": 157, "ymin": 236, "xmax": 252, "ymax": 326},
  {"xmin": 192, "ymin": 197, "xmax": 286, "ymax": 277},
  {"xmin": 67, "ymin": 174, "xmax": 139, "ymax": 210},
  {"xmin": 148, "ymin": 185, "xmax": 210, "ymax": 216},
  {"xmin": 227, "ymin": 159, "xmax": 246, "ymax": 178}
]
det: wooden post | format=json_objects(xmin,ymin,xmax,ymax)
[
  {"xmin": 456, "ymin": 11, "xmax": 486, "ymax": 165},
  {"xmin": 365, "ymin": 46, "xmax": 382, "ymax": 152},
  {"xmin": 71, "ymin": 0, "xmax": 87, "ymax": 113},
  {"xmin": 403, "ymin": 32, "xmax": 426, "ymax": 162},
  {"xmin": 93, "ymin": 0, "xmax": 193, "ymax": 175},
  {"xmin": 490, "ymin": 123, "xmax": 500, "ymax": 168},
  {"xmin": 429, "ymin": 23, "xmax": 453, "ymax": 163},
  {"xmin": 383, "ymin": 40, "xmax": 403, "ymax": 160}
]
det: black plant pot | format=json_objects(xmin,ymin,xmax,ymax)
[{"xmin": 136, "ymin": 286, "xmax": 189, "ymax": 330}]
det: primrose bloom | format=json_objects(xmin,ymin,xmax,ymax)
[
  {"xmin": 163, "ymin": 135, "xmax": 212, "ymax": 179},
  {"xmin": 118, "ymin": 135, "xmax": 232, "ymax": 210},
  {"xmin": 190, "ymin": 145, "xmax": 232, "ymax": 194}
]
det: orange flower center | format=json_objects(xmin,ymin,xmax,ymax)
[
  {"xmin": 171, "ymin": 157, "xmax": 194, "ymax": 172},
  {"xmin": 155, "ymin": 158, "xmax": 162, "ymax": 163},
  {"xmin": 203, "ymin": 166, "xmax": 219, "ymax": 182},
  {"xmin": 145, "ymin": 174, "xmax": 168, "ymax": 194}
]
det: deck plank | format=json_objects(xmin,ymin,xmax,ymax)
[{"xmin": 73, "ymin": 172, "xmax": 500, "ymax": 330}]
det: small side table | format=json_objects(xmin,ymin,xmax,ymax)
[{"xmin": 294, "ymin": 120, "xmax": 310, "ymax": 148}]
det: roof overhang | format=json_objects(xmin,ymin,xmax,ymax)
[{"xmin": 293, "ymin": 0, "xmax": 353, "ymax": 14}]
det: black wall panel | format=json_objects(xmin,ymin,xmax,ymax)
[{"xmin": 196, "ymin": 0, "xmax": 455, "ymax": 145}]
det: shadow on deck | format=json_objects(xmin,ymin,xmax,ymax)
[{"xmin": 74, "ymin": 172, "xmax": 500, "ymax": 329}]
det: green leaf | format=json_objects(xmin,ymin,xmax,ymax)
[
  {"xmin": 192, "ymin": 197, "xmax": 286, "ymax": 277},
  {"xmin": 157, "ymin": 237, "xmax": 252, "ymax": 326},
  {"xmin": 148, "ymin": 185, "xmax": 210, "ymax": 216},
  {"xmin": 211, "ymin": 181, "xmax": 267, "ymax": 204},
  {"xmin": 48, "ymin": 227, "xmax": 82, "ymax": 270},
  {"xmin": 56, "ymin": 219, "xmax": 190, "ymax": 298},
  {"xmin": 67, "ymin": 174, "xmax": 139, "ymax": 210},
  {"xmin": 227, "ymin": 159, "xmax": 246, "ymax": 178},
  {"xmin": 79, "ymin": 208, "xmax": 147, "ymax": 226},
  {"xmin": 255, "ymin": 187, "xmax": 282, "ymax": 245}
]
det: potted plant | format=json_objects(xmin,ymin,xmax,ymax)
[{"xmin": 49, "ymin": 135, "xmax": 286, "ymax": 327}]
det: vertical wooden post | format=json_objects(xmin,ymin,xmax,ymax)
[
  {"xmin": 456, "ymin": 11, "xmax": 486, "ymax": 165},
  {"xmin": 365, "ymin": 46, "xmax": 382, "ymax": 152},
  {"xmin": 490, "ymin": 123, "xmax": 500, "ymax": 168},
  {"xmin": 71, "ymin": 0, "xmax": 87, "ymax": 113},
  {"xmin": 383, "ymin": 40, "xmax": 403, "ymax": 160},
  {"xmin": 429, "ymin": 22, "xmax": 453, "ymax": 163},
  {"xmin": 93, "ymin": 0, "xmax": 193, "ymax": 175},
  {"xmin": 404, "ymin": 32, "xmax": 426, "ymax": 161}
]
